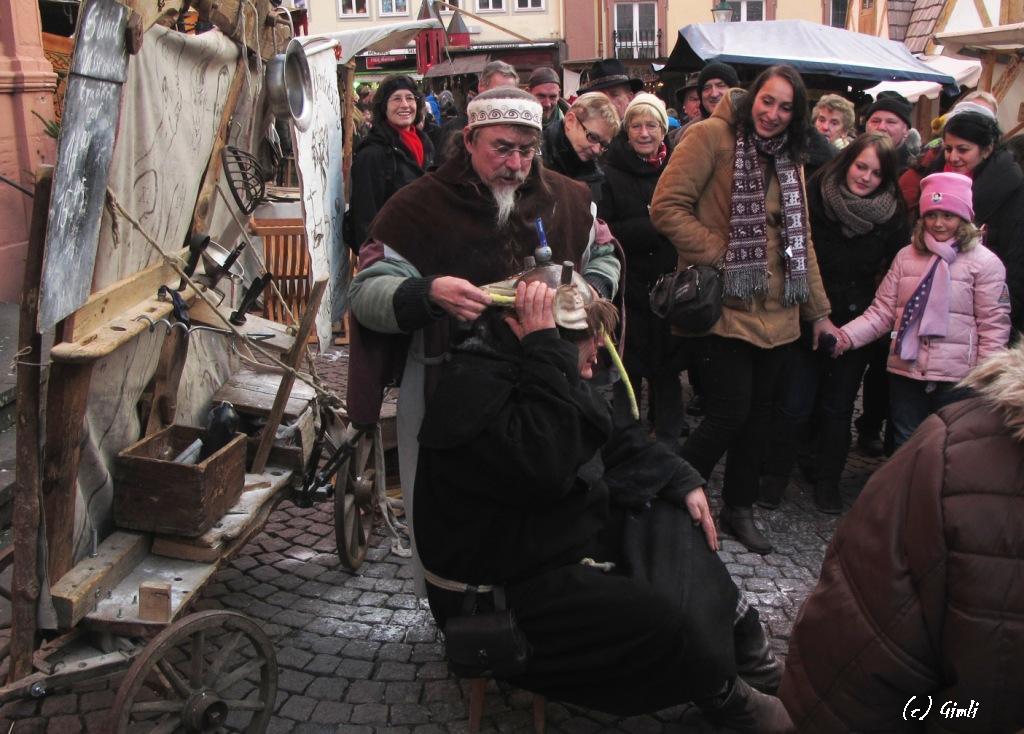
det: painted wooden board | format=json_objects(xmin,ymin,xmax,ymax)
[
  {"xmin": 150, "ymin": 468, "xmax": 293, "ymax": 562},
  {"xmin": 293, "ymin": 42, "xmax": 347, "ymax": 351},
  {"xmin": 49, "ymin": 531, "xmax": 151, "ymax": 630},
  {"xmin": 213, "ymin": 368, "xmax": 316, "ymax": 419},
  {"xmin": 39, "ymin": 0, "xmax": 129, "ymax": 332}
]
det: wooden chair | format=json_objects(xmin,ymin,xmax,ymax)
[
  {"xmin": 467, "ymin": 678, "xmax": 546, "ymax": 733},
  {"xmin": 252, "ymin": 218, "xmax": 310, "ymax": 327}
]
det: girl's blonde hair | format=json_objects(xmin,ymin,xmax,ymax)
[{"xmin": 912, "ymin": 216, "xmax": 980, "ymax": 253}]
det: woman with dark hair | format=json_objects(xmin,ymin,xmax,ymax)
[
  {"xmin": 760, "ymin": 133, "xmax": 908, "ymax": 513},
  {"xmin": 348, "ymin": 74, "xmax": 435, "ymax": 251},
  {"xmin": 900, "ymin": 111, "xmax": 1024, "ymax": 332},
  {"xmin": 651, "ymin": 64, "xmax": 836, "ymax": 555}
]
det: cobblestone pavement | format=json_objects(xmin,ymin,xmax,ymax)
[{"xmin": 0, "ymin": 349, "xmax": 887, "ymax": 733}]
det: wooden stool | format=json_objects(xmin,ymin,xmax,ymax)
[{"xmin": 467, "ymin": 678, "xmax": 546, "ymax": 733}]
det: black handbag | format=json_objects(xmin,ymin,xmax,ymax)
[
  {"xmin": 444, "ymin": 587, "xmax": 531, "ymax": 679},
  {"xmin": 649, "ymin": 264, "xmax": 723, "ymax": 335}
]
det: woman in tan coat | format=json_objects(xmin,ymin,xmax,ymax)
[{"xmin": 651, "ymin": 65, "xmax": 837, "ymax": 555}]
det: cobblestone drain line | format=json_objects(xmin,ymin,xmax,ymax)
[{"xmin": 0, "ymin": 350, "xmax": 885, "ymax": 733}]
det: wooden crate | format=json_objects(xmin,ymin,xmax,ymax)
[{"xmin": 114, "ymin": 425, "xmax": 245, "ymax": 537}]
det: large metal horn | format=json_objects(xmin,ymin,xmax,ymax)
[{"xmin": 265, "ymin": 38, "xmax": 312, "ymax": 132}]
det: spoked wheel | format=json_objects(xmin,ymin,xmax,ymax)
[
  {"xmin": 110, "ymin": 610, "xmax": 277, "ymax": 733},
  {"xmin": 334, "ymin": 425, "xmax": 382, "ymax": 570}
]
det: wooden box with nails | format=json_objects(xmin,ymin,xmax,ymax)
[{"xmin": 114, "ymin": 424, "xmax": 246, "ymax": 537}]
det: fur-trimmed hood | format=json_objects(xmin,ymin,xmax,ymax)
[{"xmin": 963, "ymin": 342, "xmax": 1024, "ymax": 440}]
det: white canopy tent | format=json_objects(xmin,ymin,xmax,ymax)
[
  {"xmin": 302, "ymin": 18, "xmax": 443, "ymax": 65},
  {"xmin": 864, "ymin": 54, "xmax": 983, "ymax": 102}
]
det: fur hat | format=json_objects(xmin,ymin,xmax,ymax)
[
  {"xmin": 624, "ymin": 92, "xmax": 668, "ymax": 131},
  {"xmin": 866, "ymin": 90, "xmax": 913, "ymax": 128},
  {"xmin": 578, "ymin": 59, "xmax": 643, "ymax": 94},
  {"xmin": 528, "ymin": 66, "xmax": 560, "ymax": 89},
  {"xmin": 920, "ymin": 172, "xmax": 974, "ymax": 222},
  {"xmin": 697, "ymin": 62, "xmax": 740, "ymax": 93}
]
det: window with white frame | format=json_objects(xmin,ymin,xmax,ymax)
[
  {"xmin": 726, "ymin": 0, "xmax": 763, "ymax": 21},
  {"xmin": 614, "ymin": 2, "xmax": 657, "ymax": 59},
  {"xmin": 380, "ymin": 0, "xmax": 409, "ymax": 15},
  {"xmin": 515, "ymin": 0, "xmax": 542, "ymax": 12},
  {"xmin": 338, "ymin": 0, "xmax": 368, "ymax": 16},
  {"xmin": 477, "ymin": 0, "xmax": 504, "ymax": 11}
]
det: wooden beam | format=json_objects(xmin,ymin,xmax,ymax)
[
  {"xmin": 979, "ymin": 50, "xmax": 998, "ymax": 91},
  {"xmin": 973, "ymin": 0, "xmax": 993, "ymax": 27},
  {"xmin": 10, "ymin": 167, "xmax": 53, "ymax": 683},
  {"xmin": 433, "ymin": 0, "xmax": 532, "ymax": 42},
  {"xmin": 190, "ymin": 51, "xmax": 247, "ymax": 237},
  {"xmin": 251, "ymin": 279, "xmax": 326, "ymax": 473},
  {"xmin": 49, "ymin": 532, "xmax": 150, "ymax": 629}
]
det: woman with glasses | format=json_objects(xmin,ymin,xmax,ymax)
[
  {"xmin": 349, "ymin": 75, "xmax": 435, "ymax": 252},
  {"xmin": 651, "ymin": 65, "xmax": 837, "ymax": 555},
  {"xmin": 598, "ymin": 93, "xmax": 686, "ymax": 445},
  {"xmin": 541, "ymin": 92, "xmax": 619, "ymax": 202}
]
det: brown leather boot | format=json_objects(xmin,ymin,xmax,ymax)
[
  {"xmin": 719, "ymin": 505, "xmax": 773, "ymax": 555},
  {"xmin": 700, "ymin": 677, "xmax": 795, "ymax": 734}
]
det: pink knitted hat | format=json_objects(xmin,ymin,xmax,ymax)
[{"xmin": 920, "ymin": 172, "xmax": 974, "ymax": 222}]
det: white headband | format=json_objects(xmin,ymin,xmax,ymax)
[{"xmin": 467, "ymin": 96, "xmax": 544, "ymax": 131}]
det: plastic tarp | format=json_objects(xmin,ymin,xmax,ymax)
[
  {"xmin": 665, "ymin": 20, "xmax": 957, "ymax": 88},
  {"xmin": 304, "ymin": 18, "xmax": 443, "ymax": 64},
  {"xmin": 865, "ymin": 54, "xmax": 983, "ymax": 102}
]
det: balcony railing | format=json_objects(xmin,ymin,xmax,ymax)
[{"xmin": 612, "ymin": 29, "xmax": 661, "ymax": 59}]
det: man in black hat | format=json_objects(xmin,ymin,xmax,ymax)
[
  {"xmin": 864, "ymin": 90, "xmax": 914, "ymax": 172},
  {"xmin": 528, "ymin": 66, "xmax": 567, "ymax": 126},
  {"xmin": 668, "ymin": 61, "xmax": 740, "ymax": 146},
  {"xmin": 578, "ymin": 58, "xmax": 643, "ymax": 120},
  {"xmin": 675, "ymin": 72, "xmax": 702, "ymax": 126}
]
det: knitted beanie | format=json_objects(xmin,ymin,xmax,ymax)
[
  {"xmin": 697, "ymin": 62, "xmax": 740, "ymax": 92},
  {"xmin": 624, "ymin": 92, "xmax": 668, "ymax": 131},
  {"xmin": 920, "ymin": 172, "xmax": 974, "ymax": 222},
  {"xmin": 866, "ymin": 90, "xmax": 913, "ymax": 127}
]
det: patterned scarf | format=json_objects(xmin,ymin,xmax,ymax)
[
  {"xmin": 894, "ymin": 232, "xmax": 959, "ymax": 361},
  {"xmin": 726, "ymin": 128, "xmax": 809, "ymax": 305},
  {"xmin": 820, "ymin": 176, "xmax": 898, "ymax": 238}
]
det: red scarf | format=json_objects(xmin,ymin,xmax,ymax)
[
  {"xmin": 641, "ymin": 141, "xmax": 667, "ymax": 168},
  {"xmin": 392, "ymin": 123, "xmax": 424, "ymax": 168}
]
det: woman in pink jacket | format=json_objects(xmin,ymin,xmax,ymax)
[{"xmin": 836, "ymin": 172, "xmax": 1010, "ymax": 447}]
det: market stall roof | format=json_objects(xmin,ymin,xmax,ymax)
[
  {"xmin": 934, "ymin": 22, "xmax": 1024, "ymax": 53},
  {"xmin": 423, "ymin": 53, "xmax": 489, "ymax": 77},
  {"xmin": 665, "ymin": 19, "xmax": 956, "ymax": 88},
  {"xmin": 303, "ymin": 18, "xmax": 443, "ymax": 64},
  {"xmin": 864, "ymin": 53, "xmax": 982, "ymax": 102}
]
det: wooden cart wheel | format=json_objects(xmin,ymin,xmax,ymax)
[
  {"xmin": 333, "ymin": 426, "xmax": 380, "ymax": 570},
  {"xmin": 110, "ymin": 609, "xmax": 277, "ymax": 733}
]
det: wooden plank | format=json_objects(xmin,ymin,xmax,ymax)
[
  {"xmin": 38, "ymin": 0, "xmax": 129, "ymax": 332},
  {"xmin": 138, "ymin": 582, "xmax": 172, "ymax": 622},
  {"xmin": 64, "ymin": 247, "xmax": 189, "ymax": 344},
  {"xmin": 213, "ymin": 368, "xmax": 315, "ymax": 419},
  {"xmin": 189, "ymin": 298, "xmax": 296, "ymax": 354},
  {"xmin": 42, "ymin": 360, "xmax": 93, "ymax": 582},
  {"xmin": 51, "ymin": 289, "xmax": 196, "ymax": 364},
  {"xmin": 49, "ymin": 531, "xmax": 150, "ymax": 630},
  {"xmin": 252, "ymin": 279, "xmax": 326, "ymax": 473},
  {"xmin": 142, "ymin": 326, "xmax": 190, "ymax": 435},
  {"xmin": 10, "ymin": 167, "xmax": 53, "ymax": 684},
  {"xmin": 84, "ymin": 555, "xmax": 217, "ymax": 635},
  {"xmin": 151, "ymin": 469, "xmax": 293, "ymax": 562}
]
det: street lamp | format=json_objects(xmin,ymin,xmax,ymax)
[{"xmin": 712, "ymin": 0, "xmax": 733, "ymax": 22}]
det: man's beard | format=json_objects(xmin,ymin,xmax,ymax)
[{"xmin": 489, "ymin": 173, "xmax": 527, "ymax": 228}]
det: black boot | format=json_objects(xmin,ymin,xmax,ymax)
[
  {"xmin": 699, "ymin": 677, "xmax": 794, "ymax": 734},
  {"xmin": 719, "ymin": 505, "xmax": 773, "ymax": 555},
  {"xmin": 734, "ymin": 607, "xmax": 783, "ymax": 694},
  {"xmin": 813, "ymin": 481, "xmax": 842, "ymax": 515},
  {"xmin": 756, "ymin": 475, "xmax": 787, "ymax": 510}
]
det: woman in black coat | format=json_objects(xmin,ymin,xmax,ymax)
[
  {"xmin": 760, "ymin": 133, "xmax": 908, "ymax": 513},
  {"xmin": 597, "ymin": 93, "xmax": 684, "ymax": 444},
  {"xmin": 348, "ymin": 75, "xmax": 434, "ymax": 252}
]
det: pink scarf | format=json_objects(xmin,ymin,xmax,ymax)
[{"xmin": 894, "ymin": 232, "xmax": 959, "ymax": 361}]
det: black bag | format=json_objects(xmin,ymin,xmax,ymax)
[
  {"xmin": 444, "ymin": 587, "xmax": 531, "ymax": 679},
  {"xmin": 649, "ymin": 264, "xmax": 723, "ymax": 335}
]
